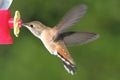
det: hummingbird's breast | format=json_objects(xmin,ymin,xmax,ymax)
[{"xmin": 40, "ymin": 28, "xmax": 57, "ymax": 54}]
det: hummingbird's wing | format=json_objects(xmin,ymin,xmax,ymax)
[
  {"xmin": 56, "ymin": 32, "xmax": 99, "ymax": 46},
  {"xmin": 53, "ymin": 4, "xmax": 87, "ymax": 41},
  {"xmin": 55, "ymin": 4, "xmax": 87, "ymax": 32}
]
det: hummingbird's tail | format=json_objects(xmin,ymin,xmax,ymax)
[
  {"xmin": 62, "ymin": 60, "xmax": 76, "ymax": 75},
  {"xmin": 56, "ymin": 45, "xmax": 76, "ymax": 75},
  {"xmin": 56, "ymin": 50, "xmax": 76, "ymax": 75}
]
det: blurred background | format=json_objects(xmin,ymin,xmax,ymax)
[{"xmin": 0, "ymin": 0, "xmax": 120, "ymax": 80}]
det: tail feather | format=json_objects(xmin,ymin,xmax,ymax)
[
  {"xmin": 56, "ymin": 51, "xmax": 76, "ymax": 75},
  {"xmin": 62, "ymin": 60, "xmax": 76, "ymax": 75}
]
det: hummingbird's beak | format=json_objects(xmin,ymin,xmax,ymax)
[{"xmin": 22, "ymin": 23, "xmax": 28, "ymax": 27}]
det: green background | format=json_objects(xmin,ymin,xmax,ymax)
[{"xmin": 0, "ymin": 0, "xmax": 120, "ymax": 80}]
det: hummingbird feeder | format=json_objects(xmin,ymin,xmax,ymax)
[{"xmin": 0, "ymin": 0, "xmax": 22, "ymax": 44}]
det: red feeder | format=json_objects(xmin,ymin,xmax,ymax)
[{"xmin": 0, "ymin": 10, "xmax": 22, "ymax": 44}]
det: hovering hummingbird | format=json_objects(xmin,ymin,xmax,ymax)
[{"xmin": 23, "ymin": 4, "xmax": 99, "ymax": 75}]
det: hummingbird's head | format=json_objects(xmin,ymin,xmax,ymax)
[{"xmin": 23, "ymin": 21, "xmax": 46, "ymax": 37}]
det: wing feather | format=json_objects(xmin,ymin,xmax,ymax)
[
  {"xmin": 58, "ymin": 32, "xmax": 99, "ymax": 46},
  {"xmin": 53, "ymin": 4, "xmax": 87, "ymax": 41},
  {"xmin": 54, "ymin": 4, "xmax": 87, "ymax": 33}
]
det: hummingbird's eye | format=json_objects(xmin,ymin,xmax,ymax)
[{"xmin": 30, "ymin": 24, "xmax": 34, "ymax": 28}]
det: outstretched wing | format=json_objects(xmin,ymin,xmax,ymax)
[
  {"xmin": 57, "ymin": 32, "xmax": 99, "ymax": 46},
  {"xmin": 53, "ymin": 4, "xmax": 87, "ymax": 41},
  {"xmin": 54, "ymin": 4, "xmax": 87, "ymax": 33}
]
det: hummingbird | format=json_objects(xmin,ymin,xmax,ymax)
[{"xmin": 23, "ymin": 4, "xmax": 99, "ymax": 75}]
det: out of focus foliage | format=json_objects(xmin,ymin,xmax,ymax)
[{"xmin": 0, "ymin": 0, "xmax": 120, "ymax": 80}]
